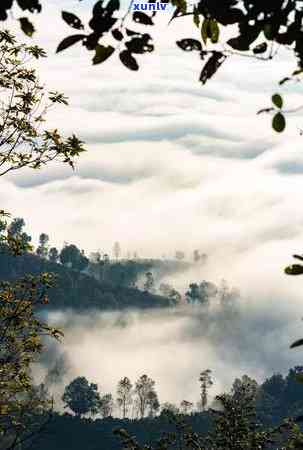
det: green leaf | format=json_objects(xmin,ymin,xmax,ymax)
[
  {"xmin": 19, "ymin": 17, "xmax": 35, "ymax": 37},
  {"xmin": 171, "ymin": 0, "xmax": 187, "ymax": 14},
  {"xmin": 210, "ymin": 19, "xmax": 219, "ymax": 44},
  {"xmin": 92, "ymin": 44, "xmax": 115, "ymax": 64},
  {"xmin": 56, "ymin": 34, "xmax": 86, "ymax": 53},
  {"xmin": 285, "ymin": 264, "xmax": 303, "ymax": 275},
  {"xmin": 272, "ymin": 112, "xmax": 286, "ymax": 133},
  {"xmin": 272, "ymin": 93, "xmax": 283, "ymax": 109},
  {"xmin": 201, "ymin": 18, "xmax": 210, "ymax": 45}
]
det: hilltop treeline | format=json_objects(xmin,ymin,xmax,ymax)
[
  {"xmin": 31, "ymin": 366, "xmax": 303, "ymax": 450},
  {"xmin": 0, "ymin": 217, "xmax": 241, "ymax": 312}
]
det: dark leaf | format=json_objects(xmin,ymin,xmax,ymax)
[
  {"xmin": 193, "ymin": 5, "xmax": 199, "ymax": 28},
  {"xmin": 126, "ymin": 29, "xmax": 138, "ymax": 36},
  {"xmin": 83, "ymin": 32, "xmax": 99, "ymax": 50},
  {"xmin": 272, "ymin": 112, "xmax": 286, "ymax": 132},
  {"xmin": 176, "ymin": 39, "xmax": 202, "ymax": 52},
  {"xmin": 285, "ymin": 264, "xmax": 303, "ymax": 275},
  {"xmin": 290, "ymin": 339, "xmax": 303, "ymax": 349},
  {"xmin": 276, "ymin": 32, "xmax": 295, "ymax": 45},
  {"xmin": 89, "ymin": 15, "xmax": 116, "ymax": 33},
  {"xmin": 253, "ymin": 42, "xmax": 267, "ymax": 54},
  {"xmin": 227, "ymin": 36, "xmax": 250, "ymax": 51},
  {"xmin": 19, "ymin": 17, "xmax": 35, "ymax": 37},
  {"xmin": 168, "ymin": 6, "xmax": 182, "ymax": 25},
  {"xmin": 56, "ymin": 34, "xmax": 86, "ymax": 53},
  {"xmin": 62, "ymin": 11, "xmax": 84, "ymax": 30},
  {"xmin": 126, "ymin": 37, "xmax": 153, "ymax": 53},
  {"xmin": 199, "ymin": 52, "xmax": 226, "ymax": 84},
  {"xmin": 92, "ymin": 44, "xmax": 114, "ymax": 64},
  {"xmin": 293, "ymin": 254, "xmax": 303, "ymax": 261},
  {"xmin": 272, "ymin": 93, "xmax": 283, "ymax": 109},
  {"xmin": 106, "ymin": 0, "xmax": 120, "ymax": 14},
  {"xmin": 93, "ymin": 0, "xmax": 105, "ymax": 16},
  {"xmin": 279, "ymin": 77, "xmax": 291, "ymax": 85},
  {"xmin": 217, "ymin": 8, "xmax": 244, "ymax": 25},
  {"xmin": 133, "ymin": 12, "xmax": 153, "ymax": 25},
  {"xmin": 119, "ymin": 50, "xmax": 139, "ymax": 71},
  {"xmin": 16, "ymin": 0, "xmax": 41, "ymax": 13},
  {"xmin": 112, "ymin": 28, "xmax": 123, "ymax": 41}
]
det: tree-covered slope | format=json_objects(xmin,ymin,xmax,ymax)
[{"xmin": 0, "ymin": 250, "xmax": 171, "ymax": 311}]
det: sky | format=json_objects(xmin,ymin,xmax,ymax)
[{"xmin": 3, "ymin": 1, "xmax": 303, "ymax": 409}]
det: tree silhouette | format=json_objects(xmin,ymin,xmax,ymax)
[
  {"xmin": 60, "ymin": 244, "xmax": 89, "ymax": 271},
  {"xmin": 134, "ymin": 374, "xmax": 157, "ymax": 419},
  {"xmin": 180, "ymin": 400, "xmax": 193, "ymax": 415},
  {"xmin": 48, "ymin": 247, "xmax": 59, "ymax": 263},
  {"xmin": 117, "ymin": 377, "xmax": 133, "ymax": 418},
  {"xmin": 99, "ymin": 393, "xmax": 114, "ymax": 418},
  {"xmin": 62, "ymin": 377, "xmax": 101, "ymax": 418},
  {"xmin": 199, "ymin": 369, "xmax": 213, "ymax": 411},
  {"xmin": 147, "ymin": 390, "xmax": 160, "ymax": 418},
  {"xmin": 36, "ymin": 233, "xmax": 49, "ymax": 259},
  {"xmin": 7, "ymin": 217, "xmax": 32, "ymax": 248}
]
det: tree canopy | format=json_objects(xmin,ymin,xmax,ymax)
[{"xmin": 62, "ymin": 377, "xmax": 102, "ymax": 418}]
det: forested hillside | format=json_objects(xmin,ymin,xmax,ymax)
[{"xmin": 0, "ymin": 248, "xmax": 172, "ymax": 310}]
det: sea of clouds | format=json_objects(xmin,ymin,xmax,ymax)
[{"xmin": 2, "ymin": 0, "xmax": 303, "ymax": 413}]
